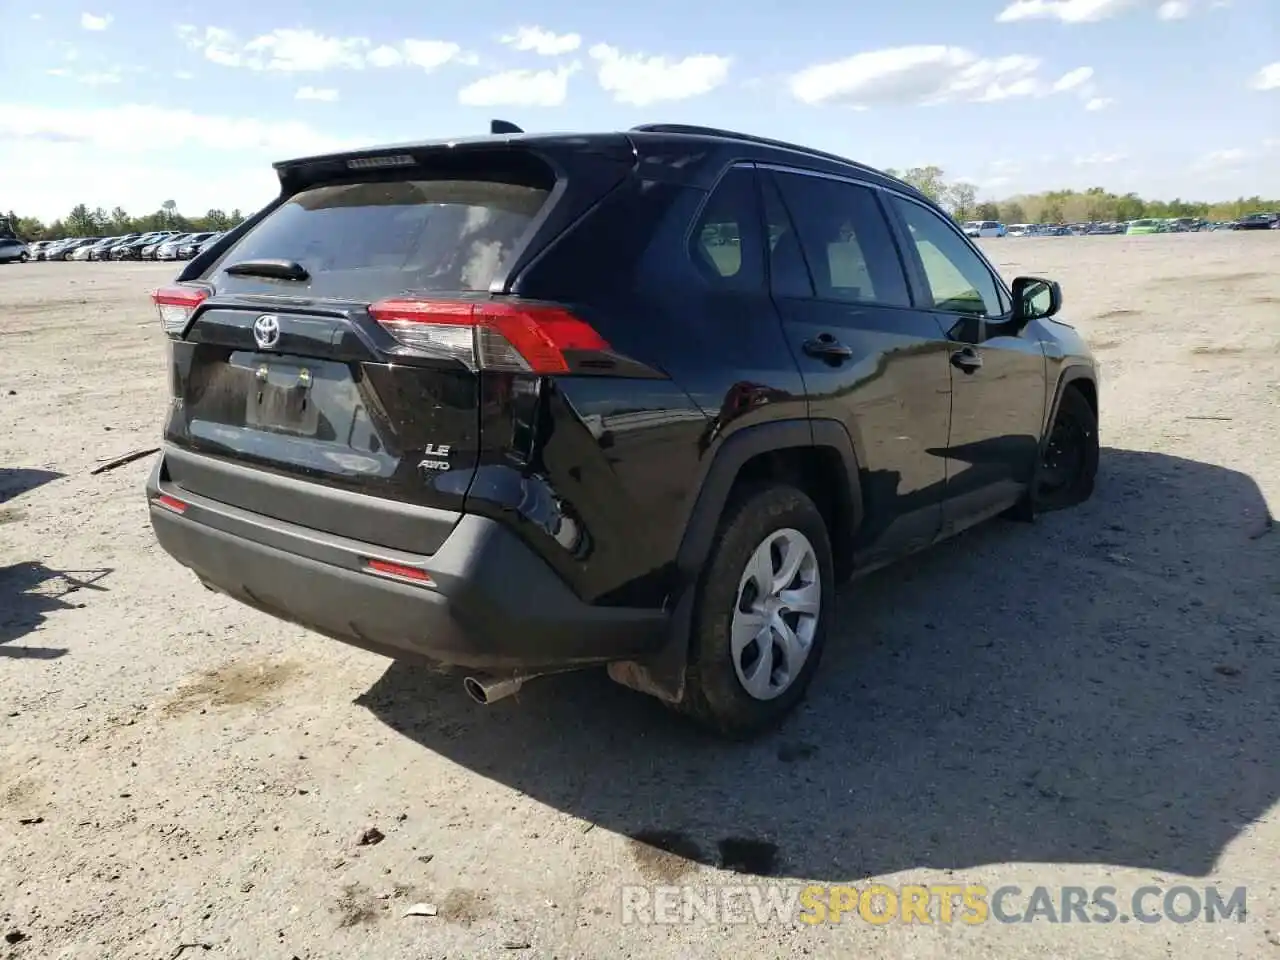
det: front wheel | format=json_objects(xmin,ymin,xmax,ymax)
[
  {"xmin": 1037, "ymin": 386, "xmax": 1099, "ymax": 511},
  {"xmin": 678, "ymin": 483, "xmax": 834, "ymax": 738}
]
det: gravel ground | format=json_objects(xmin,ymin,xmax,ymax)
[{"xmin": 2, "ymin": 233, "xmax": 1278, "ymax": 960}]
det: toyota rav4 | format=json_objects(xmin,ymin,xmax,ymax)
[{"xmin": 146, "ymin": 122, "xmax": 1100, "ymax": 737}]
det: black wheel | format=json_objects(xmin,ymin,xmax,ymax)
[
  {"xmin": 677, "ymin": 482, "xmax": 834, "ymax": 738},
  {"xmin": 1036, "ymin": 386, "xmax": 1098, "ymax": 511}
]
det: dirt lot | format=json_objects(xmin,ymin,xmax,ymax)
[{"xmin": 2, "ymin": 234, "xmax": 1279, "ymax": 959}]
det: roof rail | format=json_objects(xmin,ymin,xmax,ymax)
[{"xmin": 629, "ymin": 123, "xmax": 893, "ymax": 180}]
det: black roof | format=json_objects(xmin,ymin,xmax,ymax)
[{"xmin": 275, "ymin": 122, "xmax": 925, "ymax": 201}]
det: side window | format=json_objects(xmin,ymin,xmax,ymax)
[
  {"xmin": 769, "ymin": 171, "xmax": 910, "ymax": 307},
  {"xmin": 689, "ymin": 167, "xmax": 764, "ymax": 293},
  {"xmin": 760, "ymin": 176, "xmax": 814, "ymax": 299},
  {"xmin": 890, "ymin": 197, "xmax": 1003, "ymax": 317}
]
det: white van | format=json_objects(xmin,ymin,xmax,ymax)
[{"xmin": 963, "ymin": 220, "xmax": 1007, "ymax": 238}]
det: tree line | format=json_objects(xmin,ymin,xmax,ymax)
[
  {"xmin": 4, "ymin": 201, "xmax": 247, "ymax": 242},
  {"xmin": 7, "ymin": 170, "xmax": 1279, "ymax": 242},
  {"xmin": 883, "ymin": 166, "xmax": 1277, "ymax": 224}
]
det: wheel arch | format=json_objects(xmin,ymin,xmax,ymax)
[
  {"xmin": 609, "ymin": 417, "xmax": 862, "ymax": 704},
  {"xmin": 1044, "ymin": 364, "xmax": 1098, "ymax": 442}
]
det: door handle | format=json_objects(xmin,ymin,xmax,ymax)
[
  {"xmin": 803, "ymin": 333, "xmax": 854, "ymax": 361},
  {"xmin": 951, "ymin": 348, "xmax": 983, "ymax": 374}
]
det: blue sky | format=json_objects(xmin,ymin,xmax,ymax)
[{"xmin": 1, "ymin": 0, "xmax": 1276, "ymax": 220}]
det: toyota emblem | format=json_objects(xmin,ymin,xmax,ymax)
[{"xmin": 253, "ymin": 314, "xmax": 281, "ymax": 350}]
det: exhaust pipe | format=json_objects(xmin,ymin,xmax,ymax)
[{"xmin": 463, "ymin": 674, "xmax": 526, "ymax": 705}]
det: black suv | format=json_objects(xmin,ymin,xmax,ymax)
[{"xmin": 146, "ymin": 123, "xmax": 1100, "ymax": 736}]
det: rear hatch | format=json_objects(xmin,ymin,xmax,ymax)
[{"xmin": 155, "ymin": 140, "xmax": 633, "ymax": 554}]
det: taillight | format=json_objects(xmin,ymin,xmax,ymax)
[
  {"xmin": 367, "ymin": 298, "xmax": 610, "ymax": 374},
  {"xmin": 150, "ymin": 493, "xmax": 188, "ymax": 515},
  {"xmin": 152, "ymin": 285, "xmax": 209, "ymax": 337},
  {"xmin": 363, "ymin": 558, "xmax": 434, "ymax": 585}
]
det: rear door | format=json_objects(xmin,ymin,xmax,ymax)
[
  {"xmin": 160, "ymin": 152, "xmax": 617, "ymax": 553},
  {"xmin": 761, "ymin": 166, "xmax": 953, "ymax": 563}
]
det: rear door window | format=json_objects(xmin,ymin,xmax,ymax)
[
  {"xmin": 209, "ymin": 178, "xmax": 550, "ymax": 301},
  {"xmin": 768, "ymin": 171, "xmax": 910, "ymax": 307},
  {"xmin": 689, "ymin": 166, "xmax": 765, "ymax": 292}
]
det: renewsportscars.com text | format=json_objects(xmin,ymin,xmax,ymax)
[{"xmin": 621, "ymin": 883, "xmax": 1247, "ymax": 926}]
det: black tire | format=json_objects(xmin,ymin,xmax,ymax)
[
  {"xmin": 1036, "ymin": 385, "xmax": 1099, "ymax": 511},
  {"xmin": 677, "ymin": 482, "xmax": 834, "ymax": 738}
]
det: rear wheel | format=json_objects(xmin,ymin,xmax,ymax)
[{"xmin": 678, "ymin": 483, "xmax": 833, "ymax": 738}]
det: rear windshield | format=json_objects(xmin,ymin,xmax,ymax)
[{"xmin": 208, "ymin": 178, "xmax": 550, "ymax": 301}]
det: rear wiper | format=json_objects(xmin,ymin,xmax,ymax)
[{"xmin": 222, "ymin": 258, "xmax": 310, "ymax": 282}]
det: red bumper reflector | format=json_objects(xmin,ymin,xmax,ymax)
[
  {"xmin": 152, "ymin": 493, "xmax": 188, "ymax": 515},
  {"xmin": 364, "ymin": 559, "xmax": 433, "ymax": 584}
]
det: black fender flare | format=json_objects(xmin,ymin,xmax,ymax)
[
  {"xmin": 607, "ymin": 417, "xmax": 862, "ymax": 704},
  {"xmin": 1043, "ymin": 364, "xmax": 1098, "ymax": 441}
]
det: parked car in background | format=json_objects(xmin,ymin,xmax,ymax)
[
  {"xmin": 1126, "ymin": 219, "xmax": 1161, "ymax": 235},
  {"xmin": 141, "ymin": 237, "xmax": 172, "ymax": 260},
  {"xmin": 1233, "ymin": 212, "xmax": 1278, "ymax": 230},
  {"xmin": 175, "ymin": 232, "xmax": 218, "ymax": 259},
  {"xmin": 156, "ymin": 234, "xmax": 193, "ymax": 260},
  {"xmin": 963, "ymin": 220, "xmax": 1007, "ymax": 238},
  {"xmin": 113, "ymin": 231, "xmax": 181, "ymax": 260},
  {"xmin": 194, "ymin": 232, "xmax": 224, "ymax": 256},
  {"xmin": 1006, "ymin": 223, "xmax": 1033, "ymax": 237},
  {"xmin": 162, "ymin": 232, "xmax": 214, "ymax": 260},
  {"xmin": 0, "ymin": 237, "xmax": 31, "ymax": 263},
  {"xmin": 55, "ymin": 238, "xmax": 102, "ymax": 260},
  {"xmin": 28, "ymin": 240, "xmax": 52, "ymax": 260}
]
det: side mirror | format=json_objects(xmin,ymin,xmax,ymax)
[{"xmin": 1011, "ymin": 276, "xmax": 1062, "ymax": 322}]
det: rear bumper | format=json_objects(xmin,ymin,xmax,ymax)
[{"xmin": 146, "ymin": 454, "xmax": 667, "ymax": 671}]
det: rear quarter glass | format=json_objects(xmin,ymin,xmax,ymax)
[{"xmin": 205, "ymin": 177, "xmax": 552, "ymax": 302}]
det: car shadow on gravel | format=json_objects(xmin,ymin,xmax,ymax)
[
  {"xmin": 357, "ymin": 446, "xmax": 1279, "ymax": 882},
  {"xmin": 0, "ymin": 561, "xmax": 112, "ymax": 657},
  {"xmin": 0, "ymin": 467, "xmax": 64, "ymax": 505}
]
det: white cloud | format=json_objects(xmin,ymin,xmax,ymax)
[
  {"xmin": 1085, "ymin": 96, "xmax": 1115, "ymax": 110},
  {"xmin": 1074, "ymin": 151, "xmax": 1128, "ymax": 164},
  {"xmin": 589, "ymin": 44, "xmax": 730, "ymax": 105},
  {"xmin": 45, "ymin": 67, "xmax": 122, "ymax": 85},
  {"xmin": 296, "ymin": 86, "xmax": 339, "ymax": 101},
  {"xmin": 80, "ymin": 12, "xmax": 112, "ymax": 31},
  {"xmin": 0, "ymin": 102, "xmax": 356, "ymax": 156},
  {"xmin": 500, "ymin": 26, "xmax": 581, "ymax": 56},
  {"xmin": 999, "ymin": 0, "xmax": 1222, "ymax": 20},
  {"xmin": 176, "ymin": 26, "xmax": 244, "ymax": 67},
  {"xmin": 242, "ymin": 28, "xmax": 369, "ymax": 72},
  {"xmin": 1052, "ymin": 66, "xmax": 1094, "ymax": 91},
  {"xmin": 176, "ymin": 25, "xmax": 467, "ymax": 73},
  {"xmin": 400, "ymin": 39, "xmax": 464, "ymax": 71},
  {"xmin": 0, "ymin": 103, "xmax": 365, "ymax": 219},
  {"xmin": 997, "ymin": 0, "xmax": 1137, "ymax": 21},
  {"xmin": 1201, "ymin": 147, "xmax": 1250, "ymax": 165},
  {"xmin": 1251, "ymin": 62, "xmax": 1280, "ymax": 91},
  {"xmin": 458, "ymin": 65, "xmax": 579, "ymax": 107},
  {"xmin": 789, "ymin": 46, "xmax": 1098, "ymax": 107},
  {"xmin": 367, "ymin": 45, "xmax": 402, "ymax": 68}
]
